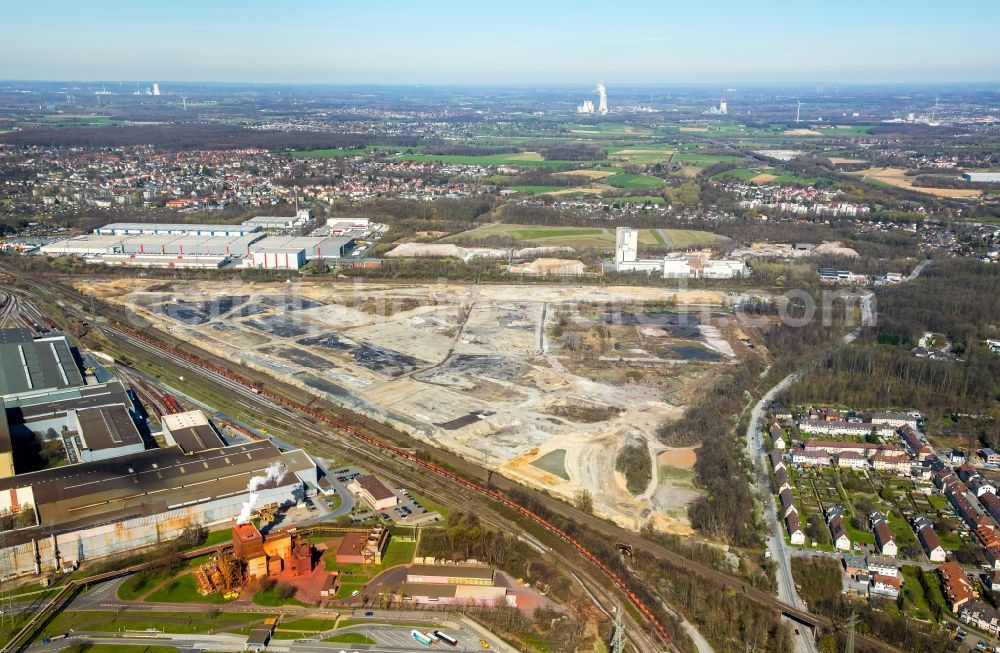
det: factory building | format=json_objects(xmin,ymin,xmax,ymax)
[
  {"xmin": 41, "ymin": 233, "xmax": 265, "ymax": 258},
  {"xmin": 247, "ymin": 236, "xmax": 357, "ymax": 270},
  {"xmin": 89, "ymin": 253, "xmax": 229, "ymax": 269},
  {"xmin": 0, "ymin": 323, "xmax": 318, "ymax": 578},
  {"xmin": 0, "ymin": 329, "xmax": 85, "ymax": 398},
  {"xmin": 250, "ymin": 246, "xmax": 306, "ymax": 271},
  {"xmin": 41, "ymin": 220, "xmax": 361, "ymax": 271},
  {"xmin": 232, "ymin": 523, "xmax": 314, "ymax": 580},
  {"xmin": 160, "ymin": 410, "xmax": 226, "ymax": 453},
  {"xmin": 394, "ymin": 562, "xmax": 514, "ymax": 607},
  {"xmin": 94, "ymin": 222, "xmax": 260, "ymax": 237},
  {"xmin": 963, "ymin": 172, "xmax": 1000, "ymax": 183},
  {"xmin": 334, "ymin": 525, "xmax": 390, "ymax": 565},
  {"xmin": 611, "ymin": 227, "xmax": 750, "ymax": 279},
  {"xmin": 0, "ymin": 438, "xmax": 316, "ymax": 577},
  {"xmin": 348, "ymin": 474, "xmax": 398, "ymax": 511},
  {"xmin": 242, "ymin": 209, "xmax": 313, "ymax": 231}
]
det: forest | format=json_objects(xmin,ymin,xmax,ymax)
[{"xmin": 784, "ymin": 260, "xmax": 1000, "ymax": 440}]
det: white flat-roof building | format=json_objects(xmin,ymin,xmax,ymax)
[
  {"xmin": 94, "ymin": 223, "xmax": 259, "ymax": 237},
  {"xmin": 963, "ymin": 172, "xmax": 1000, "ymax": 183},
  {"xmin": 250, "ymin": 247, "xmax": 306, "ymax": 270}
]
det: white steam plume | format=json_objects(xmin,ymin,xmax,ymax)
[{"xmin": 236, "ymin": 462, "xmax": 286, "ymax": 525}]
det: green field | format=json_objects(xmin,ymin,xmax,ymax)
[
  {"xmin": 506, "ymin": 185, "xmax": 566, "ymax": 194},
  {"xmin": 607, "ymin": 146, "xmax": 675, "ymax": 165},
  {"xmin": 815, "ymin": 125, "xmax": 874, "ymax": 137},
  {"xmin": 771, "ymin": 172, "xmax": 831, "ymax": 186},
  {"xmin": 599, "ymin": 195, "xmax": 666, "ymax": 206},
  {"xmin": 252, "ymin": 585, "xmax": 308, "ymax": 607},
  {"xmin": 712, "ymin": 167, "xmax": 762, "ymax": 181},
  {"xmin": 146, "ymin": 573, "xmax": 231, "ymax": 605},
  {"xmin": 326, "ymin": 633, "xmax": 376, "ymax": 644},
  {"xmin": 36, "ymin": 610, "xmax": 262, "ymax": 639},
  {"xmin": 604, "ymin": 172, "xmax": 666, "ymax": 189},
  {"xmin": 444, "ymin": 223, "xmax": 723, "ymax": 249},
  {"xmin": 393, "ymin": 152, "xmax": 581, "ymax": 168},
  {"xmin": 290, "ymin": 147, "xmax": 372, "ymax": 158},
  {"xmin": 673, "ymin": 152, "xmax": 745, "ymax": 167},
  {"xmin": 563, "ymin": 123, "xmax": 655, "ymax": 137}
]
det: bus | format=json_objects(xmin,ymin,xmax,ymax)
[
  {"xmin": 433, "ymin": 630, "xmax": 458, "ymax": 646},
  {"xmin": 411, "ymin": 630, "xmax": 433, "ymax": 647}
]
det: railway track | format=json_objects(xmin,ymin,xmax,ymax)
[{"xmin": 0, "ymin": 268, "xmax": 907, "ymax": 653}]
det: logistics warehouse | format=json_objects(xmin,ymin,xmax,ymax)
[
  {"xmin": 0, "ymin": 328, "xmax": 318, "ymax": 577},
  {"xmin": 39, "ymin": 216, "xmax": 376, "ymax": 270}
]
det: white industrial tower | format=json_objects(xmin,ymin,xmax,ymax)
[
  {"xmin": 615, "ymin": 226, "xmax": 638, "ymax": 264},
  {"xmin": 597, "ymin": 83, "xmax": 608, "ymax": 115},
  {"xmin": 719, "ymin": 99, "xmax": 728, "ymax": 115},
  {"xmin": 795, "ymin": 99, "xmax": 802, "ymax": 123},
  {"xmin": 152, "ymin": 83, "xmax": 161, "ymax": 96}
]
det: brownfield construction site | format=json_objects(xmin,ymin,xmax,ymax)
[{"xmin": 80, "ymin": 278, "xmax": 751, "ymax": 533}]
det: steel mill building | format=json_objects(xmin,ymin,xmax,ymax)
[{"xmin": 0, "ymin": 328, "xmax": 317, "ymax": 578}]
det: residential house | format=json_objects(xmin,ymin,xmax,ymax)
[
  {"xmin": 933, "ymin": 469, "xmax": 960, "ymax": 491},
  {"xmin": 772, "ymin": 403, "xmax": 793, "ymax": 421},
  {"xmin": 946, "ymin": 449, "xmax": 967, "ymax": 465},
  {"xmin": 989, "ymin": 570, "xmax": 1000, "ymax": 593},
  {"xmin": 981, "ymin": 492, "xmax": 1000, "ymax": 523},
  {"xmin": 870, "ymin": 412, "xmax": 920, "ymax": 430},
  {"xmin": 899, "ymin": 425, "xmax": 932, "ymax": 460},
  {"xmin": 797, "ymin": 420, "xmax": 872, "ymax": 437},
  {"xmin": 981, "ymin": 448, "xmax": 1000, "ymax": 465},
  {"xmin": 872, "ymin": 451, "xmax": 910, "ymax": 473},
  {"xmin": 871, "ymin": 574, "xmax": 901, "ymax": 599},
  {"xmin": 836, "ymin": 450, "xmax": 868, "ymax": 470},
  {"xmin": 970, "ymin": 476, "xmax": 997, "ymax": 497},
  {"xmin": 779, "ymin": 488, "xmax": 798, "ymax": 519},
  {"xmin": 957, "ymin": 464, "xmax": 978, "ymax": 483},
  {"xmin": 770, "ymin": 449, "xmax": 786, "ymax": 472},
  {"xmin": 829, "ymin": 515, "xmax": 851, "ymax": 551},
  {"xmin": 985, "ymin": 545, "xmax": 1000, "ymax": 571},
  {"xmin": 774, "ymin": 467, "xmax": 791, "ymax": 493},
  {"xmin": 916, "ymin": 521, "xmax": 947, "ymax": 563},
  {"xmin": 786, "ymin": 513, "xmax": 805, "ymax": 546},
  {"xmin": 790, "ymin": 449, "xmax": 831, "ymax": 467},
  {"xmin": 867, "ymin": 555, "xmax": 899, "ymax": 578},
  {"xmin": 939, "ymin": 560, "xmax": 976, "ymax": 612},
  {"xmin": 959, "ymin": 601, "xmax": 1000, "ymax": 637},
  {"xmin": 949, "ymin": 489, "xmax": 982, "ymax": 529},
  {"xmin": 873, "ymin": 520, "xmax": 898, "ymax": 557},
  {"xmin": 842, "ymin": 554, "xmax": 867, "ymax": 576},
  {"xmin": 770, "ymin": 424, "xmax": 786, "ymax": 450}
]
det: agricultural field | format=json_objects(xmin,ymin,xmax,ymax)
[
  {"xmin": 672, "ymin": 152, "xmax": 745, "ymax": 167},
  {"xmin": 291, "ymin": 147, "xmax": 372, "ymax": 158},
  {"xmin": 604, "ymin": 172, "xmax": 666, "ymax": 189},
  {"xmin": 506, "ymin": 185, "xmax": 566, "ymax": 194},
  {"xmin": 442, "ymin": 223, "xmax": 723, "ymax": 249},
  {"xmin": 851, "ymin": 167, "xmax": 982, "ymax": 198},
  {"xmin": 563, "ymin": 123, "xmax": 655, "ymax": 137},
  {"xmin": 392, "ymin": 151, "xmax": 582, "ymax": 168},
  {"xmin": 607, "ymin": 146, "xmax": 675, "ymax": 166}
]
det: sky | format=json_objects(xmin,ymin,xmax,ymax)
[{"xmin": 3, "ymin": 0, "xmax": 1000, "ymax": 84}]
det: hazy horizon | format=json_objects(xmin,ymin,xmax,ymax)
[{"xmin": 4, "ymin": 0, "xmax": 1000, "ymax": 85}]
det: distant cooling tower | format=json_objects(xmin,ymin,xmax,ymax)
[
  {"xmin": 597, "ymin": 83, "xmax": 608, "ymax": 115},
  {"xmin": 152, "ymin": 83, "xmax": 161, "ymax": 96}
]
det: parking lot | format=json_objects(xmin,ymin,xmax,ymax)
[{"xmin": 331, "ymin": 466, "xmax": 443, "ymax": 526}]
